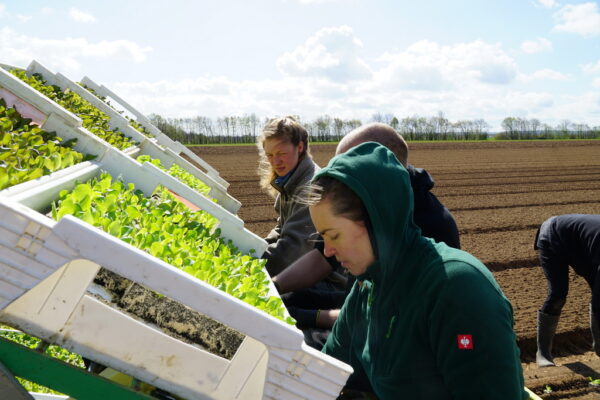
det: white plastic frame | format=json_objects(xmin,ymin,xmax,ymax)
[
  {"xmin": 21, "ymin": 60, "xmax": 238, "ymax": 212},
  {"xmin": 0, "ymin": 198, "xmax": 352, "ymax": 400},
  {"xmin": 78, "ymin": 75, "xmax": 229, "ymax": 190},
  {"xmin": 0, "ymin": 67, "xmax": 260, "ymax": 252}
]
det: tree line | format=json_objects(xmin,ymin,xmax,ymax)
[
  {"xmin": 148, "ymin": 112, "xmax": 600, "ymax": 145},
  {"xmin": 499, "ymin": 117, "xmax": 599, "ymax": 140}
]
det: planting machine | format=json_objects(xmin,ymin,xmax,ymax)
[{"xmin": 0, "ymin": 60, "xmax": 352, "ymax": 399}]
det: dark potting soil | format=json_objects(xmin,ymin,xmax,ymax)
[{"xmin": 93, "ymin": 268, "xmax": 244, "ymax": 360}]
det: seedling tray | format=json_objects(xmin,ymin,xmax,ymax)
[{"xmin": 79, "ymin": 75, "xmax": 228, "ymax": 189}]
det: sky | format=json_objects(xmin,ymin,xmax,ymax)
[{"xmin": 1, "ymin": 0, "xmax": 599, "ymax": 131}]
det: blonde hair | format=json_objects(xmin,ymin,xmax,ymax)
[{"xmin": 257, "ymin": 116, "xmax": 311, "ymax": 197}]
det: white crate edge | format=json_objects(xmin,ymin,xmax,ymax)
[
  {"xmin": 23, "ymin": 60, "xmax": 237, "ymax": 212},
  {"xmin": 0, "ymin": 200, "xmax": 352, "ymax": 399},
  {"xmin": 0, "ymin": 67, "xmax": 80, "ymax": 128},
  {"xmin": 0, "ymin": 79, "xmax": 255, "ymax": 251},
  {"xmin": 79, "ymin": 75, "xmax": 229, "ymax": 189}
]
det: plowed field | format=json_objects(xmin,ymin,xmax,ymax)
[{"xmin": 192, "ymin": 140, "xmax": 600, "ymax": 399}]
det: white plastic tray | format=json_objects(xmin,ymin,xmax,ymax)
[
  {"xmin": 21, "ymin": 60, "xmax": 238, "ymax": 213},
  {"xmin": 0, "ymin": 198, "xmax": 352, "ymax": 399},
  {"xmin": 0, "ymin": 67, "xmax": 259, "ymax": 252},
  {"xmin": 78, "ymin": 75, "xmax": 229, "ymax": 190}
]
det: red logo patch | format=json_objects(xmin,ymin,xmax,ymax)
[{"xmin": 457, "ymin": 334, "xmax": 473, "ymax": 350}]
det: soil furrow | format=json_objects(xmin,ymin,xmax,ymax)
[{"xmin": 192, "ymin": 140, "xmax": 600, "ymax": 399}]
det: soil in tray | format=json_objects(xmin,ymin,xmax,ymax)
[{"xmin": 93, "ymin": 268, "xmax": 244, "ymax": 360}]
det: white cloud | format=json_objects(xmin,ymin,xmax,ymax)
[
  {"xmin": 0, "ymin": 4, "xmax": 6, "ymax": 17},
  {"xmin": 535, "ymin": 0, "xmax": 559, "ymax": 8},
  {"xmin": 277, "ymin": 26, "xmax": 372, "ymax": 82},
  {"xmin": 582, "ymin": 60, "xmax": 600, "ymax": 73},
  {"xmin": 520, "ymin": 68, "xmax": 570, "ymax": 81},
  {"xmin": 554, "ymin": 2, "xmax": 600, "ymax": 37},
  {"xmin": 374, "ymin": 40, "xmax": 518, "ymax": 92},
  {"xmin": 0, "ymin": 27, "xmax": 152, "ymax": 74},
  {"xmin": 108, "ymin": 39, "xmax": 531, "ymax": 130},
  {"xmin": 593, "ymin": 77, "xmax": 600, "ymax": 88},
  {"xmin": 521, "ymin": 37, "xmax": 553, "ymax": 53},
  {"xmin": 41, "ymin": 7, "xmax": 53, "ymax": 15},
  {"xmin": 110, "ymin": 69, "xmax": 600, "ymax": 132},
  {"xmin": 68, "ymin": 8, "xmax": 96, "ymax": 23},
  {"xmin": 17, "ymin": 14, "xmax": 32, "ymax": 23},
  {"xmin": 283, "ymin": 0, "xmax": 340, "ymax": 3},
  {"xmin": 4, "ymin": 25, "xmax": 588, "ymax": 132}
]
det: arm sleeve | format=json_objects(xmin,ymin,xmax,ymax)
[
  {"xmin": 428, "ymin": 263, "xmax": 528, "ymax": 400},
  {"xmin": 322, "ymin": 302, "xmax": 351, "ymax": 363},
  {"xmin": 264, "ymin": 219, "xmax": 281, "ymax": 244},
  {"xmin": 262, "ymin": 200, "xmax": 316, "ymax": 276}
]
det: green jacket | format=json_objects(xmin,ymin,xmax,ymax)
[{"xmin": 319, "ymin": 142, "xmax": 527, "ymax": 400}]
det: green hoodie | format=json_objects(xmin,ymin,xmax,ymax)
[{"xmin": 319, "ymin": 142, "xmax": 527, "ymax": 400}]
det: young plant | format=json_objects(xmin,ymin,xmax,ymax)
[
  {"xmin": 10, "ymin": 69, "xmax": 136, "ymax": 151},
  {"xmin": 51, "ymin": 173, "xmax": 294, "ymax": 324},
  {"xmin": 78, "ymin": 82, "xmax": 153, "ymax": 138},
  {"xmin": 0, "ymin": 98, "xmax": 90, "ymax": 190},
  {"xmin": 136, "ymin": 155, "xmax": 211, "ymax": 197}
]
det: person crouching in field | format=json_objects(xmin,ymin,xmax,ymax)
[
  {"xmin": 257, "ymin": 116, "xmax": 319, "ymax": 276},
  {"xmin": 535, "ymin": 214, "xmax": 600, "ymax": 367},
  {"xmin": 272, "ymin": 123, "xmax": 461, "ymax": 349},
  {"xmin": 303, "ymin": 142, "xmax": 527, "ymax": 399}
]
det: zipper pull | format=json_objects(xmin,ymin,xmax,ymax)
[
  {"xmin": 385, "ymin": 315, "xmax": 397, "ymax": 339},
  {"xmin": 367, "ymin": 281, "xmax": 375, "ymax": 306}
]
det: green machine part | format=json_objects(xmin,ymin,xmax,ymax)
[{"xmin": 0, "ymin": 336, "xmax": 155, "ymax": 400}]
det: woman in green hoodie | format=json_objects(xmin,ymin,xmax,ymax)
[{"xmin": 306, "ymin": 141, "xmax": 527, "ymax": 399}]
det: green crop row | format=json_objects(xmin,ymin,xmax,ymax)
[
  {"xmin": 127, "ymin": 117, "xmax": 152, "ymax": 137},
  {"xmin": 0, "ymin": 98, "xmax": 92, "ymax": 190},
  {"xmin": 52, "ymin": 172, "xmax": 294, "ymax": 324},
  {"xmin": 78, "ymin": 82, "xmax": 153, "ymax": 138},
  {"xmin": 136, "ymin": 154, "xmax": 211, "ymax": 197},
  {"xmin": 5, "ymin": 71, "xmax": 213, "ymax": 201},
  {"xmin": 10, "ymin": 69, "xmax": 136, "ymax": 151}
]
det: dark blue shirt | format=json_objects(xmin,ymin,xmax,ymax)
[{"xmin": 535, "ymin": 214, "xmax": 600, "ymax": 281}]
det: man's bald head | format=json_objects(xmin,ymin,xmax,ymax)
[{"xmin": 336, "ymin": 122, "xmax": 408, "ymax": 166}]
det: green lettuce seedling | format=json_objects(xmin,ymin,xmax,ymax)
[{"xmin": 52, "ymin": 173, "xmax": 294, "ymax": 324}]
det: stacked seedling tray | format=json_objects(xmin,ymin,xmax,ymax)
[
  {"xmin": 0, "ymin": 60, "xmax": 352, "ymax": 399},
  {"xmin": 24, "ymin": 60, "xmax": 235, "ymax": 212},
  {"xmin": 78, "ymin": 75, "xmax": 228, "ymax": 190}
]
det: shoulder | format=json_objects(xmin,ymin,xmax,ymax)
[
  {"xmin": 428, "ymin": 248, "xmax": 505, "ymax": 302},
  {"xmin": 287, "ymin": 157, "xmax": 319, "ymax": 191}
]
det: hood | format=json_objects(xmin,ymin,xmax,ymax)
[
  {"xmin": 407, "ymin": 165, "xmax": 435, "ymax": 192},
  {"xmin": 314, "ymin": 142, "xmax": 422, "ymax": 284}
]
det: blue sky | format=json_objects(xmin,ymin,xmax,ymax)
[{"xmin": 1, "ymin": 0, "xmax": 599, "ymax": 131}]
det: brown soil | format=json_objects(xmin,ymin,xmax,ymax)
[
  {"xmin": 192, "ymin": 140, "xmax": 600, "ymax": 399},
  {"xmin": 93, "ymin": 268, "xmax": 243, "ymax": 360}
]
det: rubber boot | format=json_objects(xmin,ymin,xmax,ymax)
[
  {"xmin": 590, "ymin": 306, "xmax": 600, "ymax": 357},
  {"xmin": 536, "ymin": 310, "xmax": 559, "ymax": 367}
]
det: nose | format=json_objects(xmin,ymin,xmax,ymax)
[{"xmin": 323, "ymin": 241, "xmax": 336, "ymax": 258}]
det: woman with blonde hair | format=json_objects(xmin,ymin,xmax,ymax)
[{"xmin": 257, "ymin": 116, "xmax": 319, "ymax": 276}]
